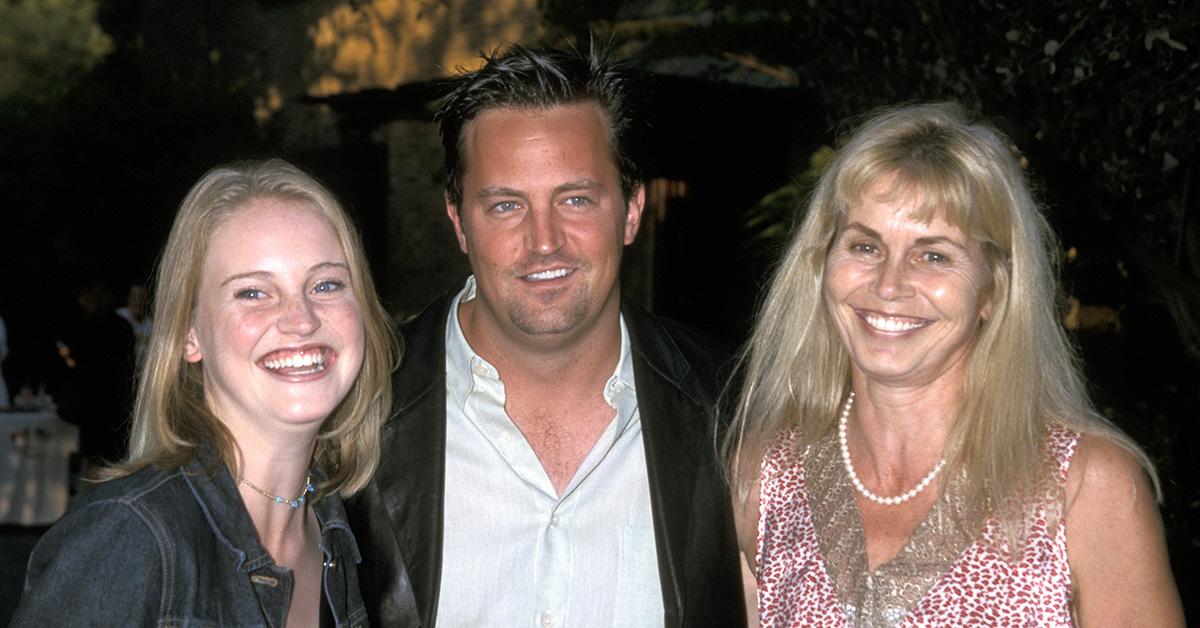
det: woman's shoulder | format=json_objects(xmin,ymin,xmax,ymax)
[
  {"xmin": 1063, "ymin": 432, "xmax": 1153, "ymax": 511},
  {"xmin": 1060, "ymin": 433, "xmax": 1184, "ymax": 625},
  {"xmin": 61, "ymin": 463, "xmax": 211, "ymax": 541},
  {"xmin": 12, "ymin": 467, "xmax": 186, "ymax": 625},
  {"xmin": 79, "ymin": 463, "xmax": 193, "ymax": 510}
]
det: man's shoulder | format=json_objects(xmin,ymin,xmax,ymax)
[
  {"xmin": 623, "ymin": 302, "xmax": 732, "ymax": 373},
  {"xmin": 387, "ymin": 290, "xmax": 454, "ymax": 426},
  {"xmin": 397, "ymin": 291, "xmax": 455, "ymax": 349},
  {"xmin": 622, "ymin": 302, "xmax": 735, "ymax": 409},
  {"xmin": 393, "ymin": 287, "xmax": 457, "ymax": 381}
]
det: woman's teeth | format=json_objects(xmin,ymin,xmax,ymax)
[{"xmin": 263, "ymin": 350, "xmax": 327, "ymax": 372}]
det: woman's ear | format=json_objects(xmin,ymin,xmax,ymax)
[{"xmin": 184, "ymin": 328, "xmax": 203, "ymax": 364}]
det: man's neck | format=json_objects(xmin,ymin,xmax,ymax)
[
  {"xmin": 456, "ymin": 295, "xmax": 623, "ymax": 389},
  {"xmin": 455, "ymin": 294, "xmax": 627, "ymax": 494}
]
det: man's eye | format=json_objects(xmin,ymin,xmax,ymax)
[
  {"xmin": 491, "ymin": 201, "xmax": 520, "ymax": 214},
  {"xmin": 564, "ymin": 196, "xmax": 592, "ymax": 207}
]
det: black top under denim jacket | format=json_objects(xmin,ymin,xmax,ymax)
[{"xmin": 11, "ymin": 446, "xmax": 369, "ymax": 627}]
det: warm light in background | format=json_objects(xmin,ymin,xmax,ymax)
[{"xmin": 304, "ymin": 0, "xmax": 545, "ymax": 97}]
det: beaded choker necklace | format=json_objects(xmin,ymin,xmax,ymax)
[
  {"xmin": 239, "ymin": 474, "xmax": 315, "ymax": 509},
  {"xmin": 838, "ymin": 392, "xmax": 946, "ymax": 506}
]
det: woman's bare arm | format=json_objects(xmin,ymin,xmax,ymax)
[
  {"xmin": 733, "ymin": 476, "xmax": 761, "ymax": 628},
  {"xmin": 1066, "ymin": 434, "xmax": 1184, "ymax": 627}
]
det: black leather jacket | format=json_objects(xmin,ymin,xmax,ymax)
[{"xmin": 348, "ymin": 286, "xmax": 746, "ymax": 627}]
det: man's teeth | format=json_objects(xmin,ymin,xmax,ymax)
[
  {"xmin": 526, "ymin": 268, "xmax": 571, "ymax": 281},
  {"xmin": 264, "ymin": 351, "xmax": 327, "ymax": 371},
  {"xmin": 863, "ymin": 314, "xmax": 927, "ymax": 332}
]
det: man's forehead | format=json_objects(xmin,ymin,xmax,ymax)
[
  {"xmin": 460, "ymin": 104, "xmax": 620, "ymax": 176},
  {"xmin": 466, "ymin": 102, "xmax": 609, "ymax": 133}
]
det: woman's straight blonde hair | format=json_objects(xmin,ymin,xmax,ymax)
[
  {"xmin": 724, "ymin": 102, "xmax": 1156, "ymax": 540},
  {"xmin": 109, "ymin": 158, "xmax": 398, "ymax": 497}
]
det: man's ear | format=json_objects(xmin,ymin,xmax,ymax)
[
  {"xmin": 446, "ymin": 193, "xmax": 469, "ymax": 254},
  {"xmin": 184, "ymin": 328, "xmax": 203, "ymax": 364},
  {"xmin": 623, "ymin": 183, "xmax": 646, "ymax": 246}
]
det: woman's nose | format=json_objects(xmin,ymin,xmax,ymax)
[
  {"xmin": 277, "ymin": 295, "xmax": 320, "ymax": 335},
  {"xmin": 872, "ymin": 257, "xmax": 914, "ymax": 300}
]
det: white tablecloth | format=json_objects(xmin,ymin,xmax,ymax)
[{"xmin": 0, "ymin": 411, "xmax": 79, "ymax": 525}]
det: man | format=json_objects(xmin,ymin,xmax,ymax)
[{"xmin": 350, "ymin": 43, "xmax": 745, "ymax": 627}]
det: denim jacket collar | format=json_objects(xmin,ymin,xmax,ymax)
[{"xmin": 180, "ymin": 446, "xmax": 363, "ymax": 573}]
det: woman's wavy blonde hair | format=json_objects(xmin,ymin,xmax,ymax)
[
  {"xmin": 724, "ymin": 102, "xmax": 1156, "ymax": 539},
  {"xmin": 109, "ymin": 158, "xmax": 398, "ymax": 497}
]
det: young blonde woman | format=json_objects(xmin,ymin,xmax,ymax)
[{"xmin": 13, "ymin": 159, "xmax": 408, "ymax": 626}]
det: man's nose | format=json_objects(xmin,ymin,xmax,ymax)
[{"xmin": 524, "ymin": 207, "xmax": 565, "ymax": 256}]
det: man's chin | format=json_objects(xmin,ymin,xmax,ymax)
[{"xmin": 507, "ymin": 302, "xmax": 590, "ymax": 337}]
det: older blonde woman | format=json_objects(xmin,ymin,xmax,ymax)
[
  {"xmin": 727, "ymin": 103, "xmax": 1183, "ymax": 626},
  {"xmin": 13, "ymin": 159, "xmax": 409, "ymax": 626}
]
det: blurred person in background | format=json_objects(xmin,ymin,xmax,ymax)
[
  {"xmin": 116, "ymin": 283, "xmax": 154, "ymax": 372},
  {"xmin": 55, "ymin": 280, "xmax": 135, "ymax": 468}
]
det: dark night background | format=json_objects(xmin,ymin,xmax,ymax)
[{"xmin": 1, "ymin": 0, "xmax": 1197, "ymax": 621}]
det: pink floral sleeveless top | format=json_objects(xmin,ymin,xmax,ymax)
[{"xmin": 756, "ymin": 425, "xmax": 1079, "ymax": 627}]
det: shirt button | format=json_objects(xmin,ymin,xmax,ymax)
[
  {"xmin": 541, "ymin": 612, "xmax": 555, "ymax": 626},
  {"xmin": 550, "ymin": 515, "xmax": 560, "ymax": 527}
]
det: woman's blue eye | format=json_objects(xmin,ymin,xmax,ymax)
[
  {"xmin": 235, "ymin": 288, "xmax": 266, "ymax": 300},
  {"xmin": 313, "ymin": 280, "xmax": 344, "ymax": 294},
  {"xmin": 923, "ymin": 251, "xmax": 950, "ymax": 264}
]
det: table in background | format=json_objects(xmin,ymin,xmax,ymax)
[{"xmin": 0, "ymin": 411, "xmax": 78, "ymax": 526}]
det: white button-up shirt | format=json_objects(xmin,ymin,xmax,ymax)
[{"xmin": 436, "ymin": 278, "xmax": 664, "ymax": 627}]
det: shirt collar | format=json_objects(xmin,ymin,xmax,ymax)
[
  {"xmin": 445, "ymin": 277, "xmax": 496, "ymax": 404},
  {"xmin": 445, "ymin": 275, "xmax": 637, "ymax": 422}
]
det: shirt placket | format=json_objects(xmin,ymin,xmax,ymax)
[{"xmin": 534, "ymin": 494, "xmax": 574, "ymax": 627}]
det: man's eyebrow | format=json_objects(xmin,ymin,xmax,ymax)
[
  {"xmin": 475, "ymin": 180, "xmax": 602, "ymax": 200},
  {"xmin": 554, "ymin": 179, "xmax": 601, "ymax": 194},
  {"xmin": 476, "ymin": 186, "xmax": 525, "ymax": 198}
]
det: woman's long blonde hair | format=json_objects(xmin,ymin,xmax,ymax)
[
  {"xmin": 110, "ymin": 159, "xmax": 398, "ymax": 497},
  {"xmin": 724, "ymin": 103, "xmax": 1156, "ymax": 537}
]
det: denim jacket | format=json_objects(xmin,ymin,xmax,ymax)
[{"xmin": 11, "ymin": 448, "xmax": 369, "ymax": 627}]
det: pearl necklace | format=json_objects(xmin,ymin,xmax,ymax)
[
  {"xmin": 838, "ymin": 391, "xmax": 946, "ymax": 506},
  {"xmin": 239, "ymin": 473, "xmax": 314, "ymax": 509}
]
